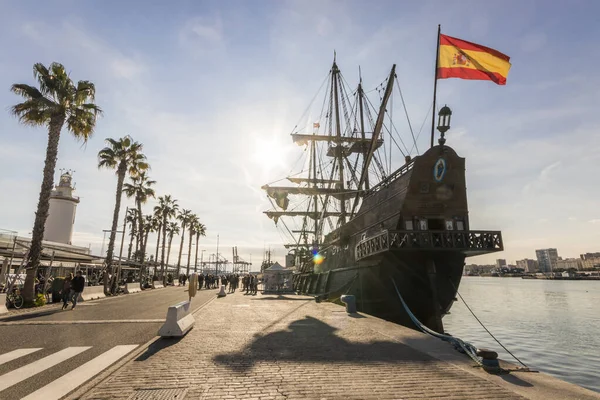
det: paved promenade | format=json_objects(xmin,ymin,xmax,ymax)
[{"xmin": 75, "ymin": 290, "xmax": 600, "ymax": 400}]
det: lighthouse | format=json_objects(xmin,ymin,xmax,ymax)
[{"xmin": 44, "ymin": 170, "xmax": 80, "ymax": 244}]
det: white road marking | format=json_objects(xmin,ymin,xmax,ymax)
[
  {"xmin": 0, "ymin": 319, "xmax": 163, "ymax": 326},
  {"xmin": 21, "ymin": 345, "xmax": 139, "ymax": 400},
  {"xmin": 0, "ymin": 347, "xmax": 90, "ymax": 392},
  {"xmin": 0, "ymin": 349, "xmax": 42, "ymax": 366}
]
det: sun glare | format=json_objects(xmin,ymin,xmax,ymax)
[{"xmin": 252, "ymin": 137, "xmax": 289, "ymax": 172}]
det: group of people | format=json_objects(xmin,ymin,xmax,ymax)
[
  {"xmin": 222, "ymin": 274, "xmax": 240, "ymax": 293},
  {"xmin": 241, "ymin": 274, "xmax": 259, "ymax": 294},
  {"xmin": 60, "ymin": 270, "xmax": 86, "ymax": 310},
  {"xmin": 178, "ymin": 273, "xmax": 220, "ymax": 289},
  {"xmin": 176, "ymin": 272, "xmax": 260, "ymax": 294}
]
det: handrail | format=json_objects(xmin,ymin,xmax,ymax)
[
  {"xmin": 365, "ymin": 160, "xmax": 415, "ymax": 196},
  {"xmin": 355, "ymin": 230, "xmax": 503, "ymax": 261}
]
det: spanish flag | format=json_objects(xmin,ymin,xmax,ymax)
[{"xmin": 437, "ymin": 34, "xmax": 511, "ymax": 85}]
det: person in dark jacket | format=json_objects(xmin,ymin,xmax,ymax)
[
  {"xmin": 62, "ymin": 273, "xmax": 73, "ymax": 310},
  {"xmin": 70, "ymin": 271, "xmax": 86, "ymax": 310}
]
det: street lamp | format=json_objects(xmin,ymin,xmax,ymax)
[{"xmin": 436, "ymin": 105, "xmax": 452, "ymax": 145}]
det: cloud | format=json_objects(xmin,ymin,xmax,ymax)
[
  {"xmin": 589, "ymin": 219, "xmax": 600, "ymax": 224},
  {"xmin": 522, "ymin": 160, "xmax": 561, "ymax": 195},
  {"xmin": 20, "ymin": 21, "xmax": 146, "ymax": 81},
  {"xmin": 179, "ymin": 15, "xmax": 224, "ymax": 55}
]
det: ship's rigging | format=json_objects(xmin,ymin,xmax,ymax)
[{"xmin": 262, "ymin": 57, "xmax": 425, "ymax": 252}]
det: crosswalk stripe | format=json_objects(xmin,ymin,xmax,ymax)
[
  {"xmin": 21, "ymin": 345, "xmax": 139, "ymax": 400},
  {"xmin": 0, "ymin": 346, "xmax": 91, "ymax": 392},
  {"xmin": 0, "ymin": 349, "xmax": 42, "ymax": 366}
]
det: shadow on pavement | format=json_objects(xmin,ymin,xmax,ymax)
[
  {"xmin": 213, "ymin": 316, "xmax": 436, "ymax": 372},
  {"xmin": 252, "ymin": 295, "xmax": 310, "ymax": 301},
  {"xmin": 498, "ymin": 373, "xmax": 534, "ymax": 387},
  {"xmin": 136, "ymin": 337, "xmax": 183, "ymax": 361},
  {"xmin": 347, "ymin": 313, "xmax": 367, "ymax": 318},
  {"xmin": 0, "ymin": 309, "xmax": 63, "ymax": 322}
]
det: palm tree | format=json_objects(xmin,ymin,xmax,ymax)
[
  {"xmin": 165, "ymin": 222, "xmax": 180, "ymax": 266},
  {"xmin": 142, "ymin": 214, "xmax": 155, "ymax": 264},
  {"xmin": 186, "ymin": 214, "xmax": 199, "ymax": 276},
  {"xmin": 123, "ymin": 172, "xmax": 155, "ymax": 263},
  {"xmin": 10, "ymin": 62, "xmax": 102, "ymax": 303},
  {"xmin": 126, "ymin": 208, "xmax": 138, "ymax": 260},
  {"xmin": 153, "ymin": 205, "xmax": 163, "ymax": 264},
  {"xmin": 98, "ymin": 135, "xmax": 148, "ymax": 294},
  {"xmin": 176, "ymin": 209, "xmax": 193, "ymax": 277},
  {"xmin": 194, "ymin": 221, "xmax": 206, "ymax": 273},
  {"xmin": 157, "ymin": 196, "xmax": 178, "ymax": 279}
]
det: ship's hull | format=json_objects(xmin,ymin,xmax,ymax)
[
  {"xmin": 287, "ymin": 145, "xmax": 502, "ymax": 333},
  {"xmin": 294, "ymin": 250, "xmax": 464, "ymax": 332}
]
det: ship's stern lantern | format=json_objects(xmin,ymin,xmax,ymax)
[{"xmin": 437, "ymin": 105, "xmax": 452, "ymax": 145}]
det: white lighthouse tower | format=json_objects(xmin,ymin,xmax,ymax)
[{"xmin": 44, "ymin": 170, "xmax": 80, "ymax": 244}]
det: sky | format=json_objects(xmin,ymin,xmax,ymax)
[{"xmin": 0, "ymin": 0, "xmax": 599, "ymax": 268}]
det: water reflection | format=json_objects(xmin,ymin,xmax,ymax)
[{"xmin": 445, "ymin": 277, "xmax": 600, "ymax": 393}]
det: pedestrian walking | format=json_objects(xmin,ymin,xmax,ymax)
[
  {"xmin": 62, "ymin": 273, "xmax": 73, "ymax": 310},
  {"xmin": 70, "ymin": 270, "xmax": 86, "ymax": 310}
]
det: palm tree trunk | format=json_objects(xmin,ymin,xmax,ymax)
[
  {"xmin": 23, "ymin": 116, "xmax": 65, "ymax": 304},
  {"xmin": 137, "ymin": 201, "xmax": 144, "ymax": 262},
  {"xmin": 176, "ymin": 224, "xmax": 186, "ymax": 277},
  {"xmin": 166, "ymin": 233, "xmax": 174, "ymax": 266},
  {"xmin": 194, "ymin": 234, "xmax": 199, "ymax": 273},
  {"xmin": 135, "ymin": 201, "xmax": 144, "ymax": 284},
  {"xmin": 143, "ymin": 227, "xmax": 150, "ymax": 275},
  {"xmin": 160, "ymin": 216, "xmax": 167, "ymax": 278},
  {"xmin": 127, "ymin": 224, "xmax": 135, "ymax": 260},
  {"xmin": 154, "ymin": 222, "xmax": 162, "ymax": 266},
  {"xmin": 104, "ymin": 162, "xmax": 127, "ymax": 295},
  {"xmin": 186, "ymin": 232, "xmax": 193, "ymax": 276}
]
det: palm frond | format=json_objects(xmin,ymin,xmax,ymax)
[
  {"xmin": 32, "ymin": 63, "xmax": 53, "ymax": 97},
  {"xmin": 11, "ymin": 84, "xmax": 46, "ymax": 101},
  {"xmin": 66, "ymin": 108, "xmax": 97, "ymax": 141},
  {"xmin": 74, "ymin": 80, "xmax": 97, "ymax": 104}
]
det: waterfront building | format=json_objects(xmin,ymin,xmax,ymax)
[
  {"xmin": 495, "ymin": 259, "xmax": 507, "ymax": 269},
  {"xmin": 580, "ymin": 253, "xmax": 600, "ymax": 270},
  {"xmin": 535, "ymin": 248, "xmax": 559, "ymax": 273},
  {"xmin": 44, "ymin": 171, "xmax": 80, "ymax": 245},
  {"xmin": 516, "ymin": 258, "xmax": 538, "ymax": 273},
  {"xmin": 556, "ymin": 258, "xmax": 582, "ymax": 271},
  {"xmin": 581, "ymin": 252, "xmax": 600, "ymax": 259}
]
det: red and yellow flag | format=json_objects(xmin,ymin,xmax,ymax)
[{"xmin": 437, "ymin": 34, "xmax": 511, "ymax": 85}]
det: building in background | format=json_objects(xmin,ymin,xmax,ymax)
[
  {"xmin": 556, "ymin": 258, "xmax": 582, "ymax": 270},
  {"xmin": 44, "ymin": 171, "xmax": 80, "ymax": 245},
  {"xmin": 580, "ymin": 253, "xmax": 600, "ymax": 270},
  {"xmin": 516, "ymin": 258, "xmax": 538, "ymax": 273},
  {"xmin": 495, "ymin": 259, "xmax": 507, "ymax": 269},
  {"xmin": 535, "ymin": 248, "xmax": 559, "ymax": 273}
]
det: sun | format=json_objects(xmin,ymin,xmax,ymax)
[{"xmin": 251, "ymin": 137, "xmax": 290, "ymax": 172}]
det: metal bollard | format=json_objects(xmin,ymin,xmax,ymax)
[{"xmin": 340, "ymin": 294, "xmax": 357, "ymax": 313}]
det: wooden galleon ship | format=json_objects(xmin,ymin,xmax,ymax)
[{"xmin": 262, "ymin": 57, "xmax": 503, "ymax": 333}]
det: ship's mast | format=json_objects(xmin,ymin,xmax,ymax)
[
  {"xmin": 358, "ymin": 72, "xmax": 369, "ymax": 190},
  {"xmin": 332, "ymin": 59, "xmax": 346, "ymax": 224},
  {"xmin": 311, "ymin": 125, "xmax": 318, "ymax": 244},
  {"xmin": 351, "ymin": 64, "xmax": 396, "ymax": 216}
]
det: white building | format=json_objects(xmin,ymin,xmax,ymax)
[
  {"xmin": 44, "ymin": 171, "xmax": 80, "ymax": 245},
  {"xmin": 556, "ymin": 258, "xmax": 582, "ymax": 271}
]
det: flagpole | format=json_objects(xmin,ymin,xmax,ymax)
[{"xmin": 430, "ymin": 24, "xmax": 441, "ymax": 148}]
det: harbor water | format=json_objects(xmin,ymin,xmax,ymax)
[{"xmin": 444, "ymin": 277, "xmax": 600, "ymax": 393}]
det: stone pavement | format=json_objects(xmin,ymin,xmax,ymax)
[{"xmin": 76, "ymin": 291, "xmax": 600, "ymax": 400}]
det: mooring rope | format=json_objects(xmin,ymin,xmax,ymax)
[
  {"xmin": 391, "ymin": 277, "xmax": 483, "ymax": 366},
  {"xmin": 449, "ymin": 280, "xmax": 528, "ymax": 368}
]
